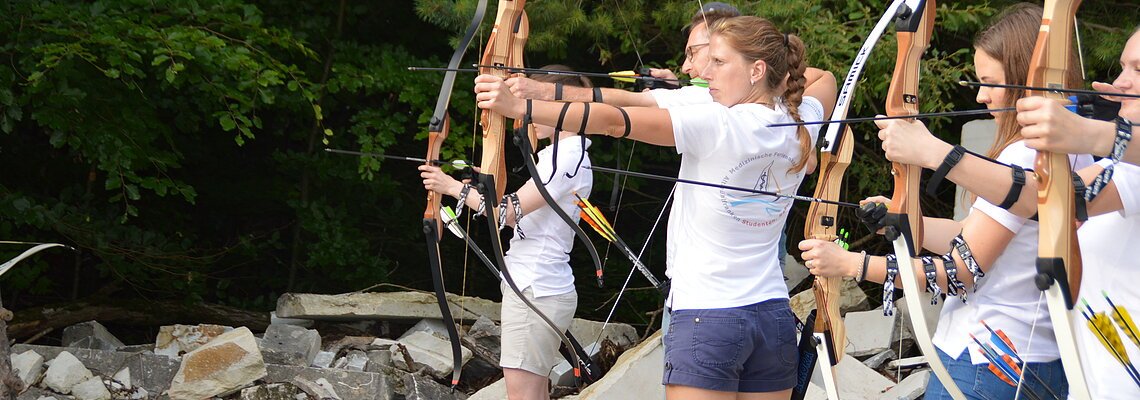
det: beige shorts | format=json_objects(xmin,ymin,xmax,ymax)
[{"xmin": 499, "ymin": 284, "xmax": 577, "ymax": 376}]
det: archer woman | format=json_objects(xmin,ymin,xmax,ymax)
[
  {"xmin": 421, "ymin": 65, "xmax": 593, "ymax": 400},
  {"xmin": 799, "ymin": 4, "xmax": 1085, "ymax": 399},
  {"xmin": 477, "ymin": 15, "xmax": 834, "ymax": 399}
]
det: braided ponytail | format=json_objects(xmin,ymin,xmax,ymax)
[{"xmin": 782, "ymin": 34, "xmax": 811, "ymax": 173}]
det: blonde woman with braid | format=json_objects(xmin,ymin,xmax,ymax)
[{"xmin": 477, "ymin": 15, "xmax": 834, "ymax": 399}]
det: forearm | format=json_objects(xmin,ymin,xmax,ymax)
[
  {"xmin": 936, "ymin": 152, "xmax": 1039, "ymax": 219},
  {"xmin": 530, "ymin": 82, "xmax": 659, "ymax": 107},
  {"xmin": 522, "ymin": 100, "xmax": 677, "ymax": 146},
  {"xmin": 803, "ymin": 67, "xmax": 838, "ymax": 117},
  {"xmin": 920, "ymin": 217, "xmax": 962, "ymax": 254}
]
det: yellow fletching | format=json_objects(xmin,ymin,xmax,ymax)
[
  {"xmin": 608, "ymin": 70, "xmax": 638, "ymax": 84},
  {"xmin": 1091, "ymin": 311, "xmax": 1132, "ymax": 365},
  {"xmin": 576, "ymin": 201, "xmax": 615, "ymax": 242},
  {"xmin": 1111, "ymin": 304, "xmax": 1140, "ymax": 348}
]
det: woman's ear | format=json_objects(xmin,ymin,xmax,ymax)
[{"xmin": 750, "ymin": 59, "xmax": 768, "ymax": 87}]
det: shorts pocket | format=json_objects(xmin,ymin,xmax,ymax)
[
  {"xmin": 772, "ymin": 308, "xmax": 799, "ymax": 366},
  {"xmin": 690, "ymin": 314, "xmax": 745, "ymax": 368}
]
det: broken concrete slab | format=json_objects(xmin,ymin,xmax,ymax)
[
  {"xmin": 292, "ymin": 376, "xmax": 341, "ymax": 400},
  {"xmin": 276, "ymin": 292, "xmax": 500, "ymax": 322},
  {"xmin": 882, "ymin": 369, "xmax": 929, "ymax": 400},
  {"xmin": 167, "ymin": 327, "xmax": 267, "ymax": 400},
  {"xmin": 11, "ymin": 349, "xmax": 44, "ymax": 387},
  {"xmin": 239, "ymin": 382, "xmax": 305, "ymax": 400},
  {"xmin": 41, "ymin": 351, "xmax": 92, "ymax": 394},
  {"xmin": 70, "ymin": 376, "xmax": 111, "ymax": 400},
  {"xmin": 784, "ymin": 254, "xmax": 812, "ymax": 289},
  {"xmin": 886, "ymin": 355, "xmax": 928, "ymax": 370},
  {"xmin": 260, "ymin": 323, "xmax": 321, "ymax": 367},
  {"xmin": 467, "ymin": 377, "xmax": 506, "ymax": 400},
  {"xmin": 549, "ymin": 341, "xmax": 600, "ymax": 387},
  {"xmin": 61, "ymin": 321, "xmax": 125, "ymax": 352},
  {"xmin": 391, "ymin": 330, "xmax": 472, "ymax": 379},
  {"xmin": 13, "ymin": 344, "xmax": 180, "ymax": 395},
  {"xmin": 154, "ymin": 324, "xmax": 232, "ymax": 359},
  {"xmin": 896, "ymin": 295, "xmax": 943, "ymax": 342},
  {"xmin": 312, "ymin": 350, "xmax": 337, "ymax": 368},
  {"xmin": 265, "ymin": 365, "xmax": 392, "ymax": 400},
  {"xmin": 269, "ymin": 311, "xmax": 314, "ymax": 328},
  {"xmin": 400, "ymin": 319, "xmax": 452, "ymax": 341},
  {"xmin": 467, "ymin": 316, "xmax": 500, "ymax": 339},
  {"xmin": 566, "ymin": 319, "xmax": 637, "ymax": 349},
  {"xmin": 843, "ymin": 307, "xmax": 897, "ymax": 357},
  {"xmin": 565, "ymin": 330, "xmax": 664, "ymax": 400},
  {"xmin": 802, "ymin": 351, "xmax": 895, "ymax": 400},
  {"xmin": 862, "ymin": 349, "xmax": 897, "ymax": 370},
  {"xmin": 401, "ymin": 373, "xmax": 467, "ymax": 400}
]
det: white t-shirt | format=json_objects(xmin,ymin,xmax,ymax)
[
  {"xmin": 652, "ymin": 89, "xmax": 823, "ymax": 310},
  {"xmin": 504, "ymin": 136, "xmax": 592, "ymax": 298},
  {"xmin": 1075, "ymin": 161, "xmax": 1140, "ymax": 400},
  {"xmin": 933, "ymin": 141, "xmax": 1094, "ymax": 364}
]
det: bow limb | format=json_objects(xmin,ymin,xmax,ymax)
[
  {"xmin": 880, "ymin": 1, "xmax": 967, "ymax": 399},
  {"xmin": 799, "ymin": 4, "xmax": 907, "ymax": 398},
  {"xmin": 421, "ymin": 0, "xmax": 489, "ymax": 388},
  {"xmin": 1029, "ymin": 1, "xmax": 1091, "ymax": 397},
  {"xmin": 0, "ymin": 243, "xmax": 74, "ymax": 278}
]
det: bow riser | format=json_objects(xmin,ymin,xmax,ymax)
[
  {"xmin": 479, "ymin": 0, "xmax": 527, "ymax": 201},
  {"xmin": 805, "ymin": 127, "xmax": 854, "ymax": 366},
  {"xmin": 1029, "ymin": 1, "xmax": 1091, "ymax": 397}
]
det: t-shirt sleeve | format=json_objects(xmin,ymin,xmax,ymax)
[
  {"xmin": 971, "ymin": 142, "xmax": 1036, "ymax": 232},
  {"xmin": 801, "ymin": 97, "xmax": 825, "ymax": 143},
  {"xmin": 670, "ymin": 103, "xmax": 729, "ymax": 158},
  {"xmin": 536, "ymin": 141, "xmax": 590, "ymax": 199},
  {"xmin": 649, "ymin": 86, "xmax": 713, "ymax": 108}
]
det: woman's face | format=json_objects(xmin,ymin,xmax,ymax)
[
  {"xmin": 701, "ymin": 34, "xmax": 760, "ymax": 106},
  {"xmin": 973, "ymin": 48, "xmax": 1010, "ymax": 120},
  {"xmin": 1113, "ymin": 31, "xmax": 1140, "ymax": 120}
]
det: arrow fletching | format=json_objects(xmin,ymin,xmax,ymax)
[{"xmin": 1105, "ymin": 291, "xmax": 1140, "ymax": 348}]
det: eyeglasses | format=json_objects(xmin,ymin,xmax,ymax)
[{"xmin": 685, "ymin": 43, "xmax": 709, "ymax": 62}]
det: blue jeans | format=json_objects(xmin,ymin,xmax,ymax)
[{"xmin": 925, "ymin": 348, "xmax": 1068, "ymax": 400}]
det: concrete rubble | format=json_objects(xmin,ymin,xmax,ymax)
[{"xmin": 7, "ymin": 287, "xmax": 933, "ymax": 399}]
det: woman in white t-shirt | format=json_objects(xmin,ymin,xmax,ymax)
[
  {"xmin": 799, "ymin": 4, "xmax": 1084, "ymax": 399},
  {"xmin": 422, "ymin": 66, "xmax": 592, "ymax": 400},
  {"xmin": 477, "ymin": 15, "xmax": 829, "ymax": 399}
]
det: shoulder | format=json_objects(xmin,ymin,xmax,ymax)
[{"xmin": 994, "ymin": 140, "xmax": 1036, "ymax": 168}]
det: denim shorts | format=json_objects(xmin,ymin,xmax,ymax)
[
  {"xmin": 662, "ymin": 298, "xmax": 798, "ymax": 393},
  {"xmin": 925, "ymin": 348, "xmax": 1069, "ymax": 400}
]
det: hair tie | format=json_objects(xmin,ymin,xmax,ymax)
[{"xmin": 783, "ymin": 33, "xmax": 790, "ymax": 48}]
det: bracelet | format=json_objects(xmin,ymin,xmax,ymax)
[
  {"xmin": 997, "ymin": 165, "xmax": 1026, "ymax": 210},
  {"xmin": 1086, "ymin": 117, "xmax": 1134, "ymax": 203},
  {"xmin": 950, "ymin": 234, "xmax": 985, "ymax": 288},
  {"xmin": 858, "ymin": 251, "xmax": 869, "ymax": 282},
  {"xmin": 942, "ymin": 254, "xmax": 968, "ymax": 303},
  {"xmin": 921, "ymin": 256, "xmax": 941, "ymax": 305},
  {"xmin": 926, "ymin": 145, "xmax": 966, "ymax": 196},
  {"xmin": 455, "ymin": 184, "xmax": 475, "ymax": 218},
  {"xmin": 882, "ymin": 254, "xmax": 899, "ymax": 317}
]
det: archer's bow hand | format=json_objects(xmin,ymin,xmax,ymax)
[
  {"xmin": 875, "ymin": 117, "xmax": 950, "ymax": 170},
  {"xmin": 419, "ymin": 165, "xmax": 466, "ymax": 199},
  {"xmin": 475, "ymin": 74, "xmax": 525, "ymax": 119},
  {"xmin": 504, "ymin": 76, "xmax": 555, "ymax": 101},
  {"xmin": 799, "ymin": 239, "xmax": 861, "ymax": 279},
  {"xmin": 1017, "ymin": 96, "xmax": 1117, "ymax": 157}
]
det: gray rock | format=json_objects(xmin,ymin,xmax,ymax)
[
  {"xmin": 11, "ymin": 349, "xmax": 44, "ymax": 387},
  {"xmin": 563, "ymin": 330, "xmax": 664, "ymax": 400},
  {"xmin": 843, "ymin": 307, "xmax": 898, "ymax": 357},
  {"xmin": 886, "ymin": 356, "xmax": 928, "ymax": 370},
  {"xmin": 167, "ymin": 327, "xmax": 267, "ymax": 400},
  {"xmin": 311, "ymin": 350, "xmax": 337, "ymax": 369},
  {"xmin": 549, "ymin": 341, "xmax": 599, "ymax": 387},
  {"xmin": 239, "ymin": 382, "xmax": 305, "ymax": 400},
  {"xmin": 390, "ymin": 331, "xmax": 472, "ymax": 379},
  {"xmin": 862, "ymin": 349, "xmax": 897, "ymax": 369},
  {"xmin": 260, "ymin": 323, "xmax": 321, "ymax": 367},
  {"xmin": 154, "ymin": 324, "xmax": 232, "ymax": 359},
  {"xmin": 467, "ymin": 316, "xmax": 499, "ymax": 339},
  {"xmin": 801, "ymin": 353, "xmax": 894, "ymax": 400},
  {"xmin": 62, "ymin": 321, "xmax": 126, "ymax": 352},
  {"xmin": 269, "ymin": 311, "xmax": 315, "ymax": 328},
  {"xmin": 266, "ymin": 365, "xmax": 392, "ymax": 400},
  {"xmin": 400, "ymin": 319, "xmax": 452, "ymax": 341},
  {"xmin": 13, "ymin": 344, "xmax": 180, "ymax": 395},
  {"xmin": 41, "ymin": 351, "xmax": 92, "ymax": 394},
  {"xmin": 402, "ymin": 373, "xmax": 467, "ymax": 400},
  {"xmin": 566, "ymin": 319, "xmax": 637, "ymax": 349},
  {"xmin": 468, "ymin": 378, "xmax": 506, "ymax": 400},
  {"xmin": 292, "ymin": 377, "xmax": 340, "ymax": 400},
  {"xmin": 365, "ymin": 350, "xmax": 392, "ymax": 373},
  {"xmin": 343, "ymin": 350, "xmax": 369, "ymax": 372},
  {"xmin": 70, "ymin": 377, "xmax": 111, "ymax": 400},
  {"xmin": 789, "ymin": 278, "xmax": 870, "ymax": 323},
  {"xmin": 882, "ymin": 369, "xmax": 930, "ymax": 400},
  {"xmin": 276, "ymin": 292, "xmax": 500, "ymax": 322}
]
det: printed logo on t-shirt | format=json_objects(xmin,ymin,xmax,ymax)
[{"xmin": 720, "ymin": 152, "xmax": 795, "ymax": 228}]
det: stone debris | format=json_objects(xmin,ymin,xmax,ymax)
[
  {"xmin": 11, "ymin": 349, "xmax": 44, "ymax": 387},
  {"xmin": 154, "ymin": 323, "xmax": 232, "ymax": 359},
  {"xmin": 42, "ymin": 351, "xmax": 93, "ymax": 394},
  {"xmin": 276, "ymin": 291, "xmax": 501, "ymax": 322},
  {"xmin": 16, "ymin": 288, "xmax": 933, "ymax": 399},
  {"xmin": 61, "ymin": 321, "xmax": 125, "ymax": 352},
  {"xmin": 167, "ymin": 327, "xmax": 267, "ymax": 400}
]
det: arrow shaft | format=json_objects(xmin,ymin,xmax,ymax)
[
  {"xmin": 769, "ymin": 107, "xmax": 1014, "ymax": 128},
  {"xmin": 585, "ymin": 165, "xmax": 859, "ymax": 208}
]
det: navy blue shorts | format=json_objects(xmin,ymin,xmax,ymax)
[{"xmin": 662, "ymin": 299, "xmax": 798, "ymax": 393}]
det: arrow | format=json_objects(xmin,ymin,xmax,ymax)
[
  {"xmin": 584, "ymin": 165, "xmax": 859, "ymax": 208},
  {"xmin": 572, "ymin": 193, "xmax": 666, "ymax": 293},
  {"xmin": 958, "ymin": 81, "xmax": 1140, "ymax": 100},
  {"xmin": 324, "ymin": 148, "xmax": 473, "ymax": 169},
  {"xmin": 980, "ymin": 320, "xmax": 1061, "ymax": 399},
  {"xmin": 407, "ymin": 65, "xmax": 708, "ymax": 88},
  {"xmin": 1080, "ymin": 299, "xmax": 1140, "ymax": 387},
  {"xmin": 1104, "ymin": 291, "xmax": 1140, "ymax": 348}
]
